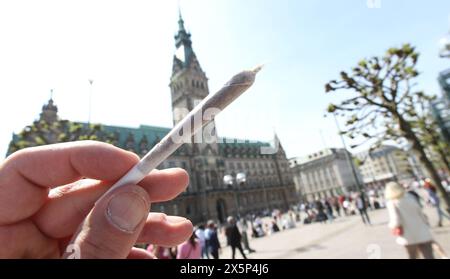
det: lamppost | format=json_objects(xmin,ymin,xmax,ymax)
[
  {"xmin": 223, "ymin": 172, "xmax": 255, "ymax": 254},
  {"xmin": 88, "ymin": 79, "xmax": 94, "ymax": 124},
  {"xmin": 223, "ymin": 172, "xmax": 246, "ymax": 219},
  {"xmin": 332, "ymin": 113, "xmax": 364, "ymax": 193}
]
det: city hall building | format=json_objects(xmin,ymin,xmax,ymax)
[{"xmin": 7, "ymin": 15, "xmax": 298, "ymax": 224}]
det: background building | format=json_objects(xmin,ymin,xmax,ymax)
[
  {"xmin": 356, "ymin": 145, "xmax": 415, "ymax": 187},
  {"xmin": 6, "ymin": 14, "xmax": 298, "ymax": 224},
  {"xmin": 432, "ymin": 69, "xmax": 450, "ymax": 142},
  {"xmin": 289, "ymin": 148, "xmax": 361, "ymax": 202}
]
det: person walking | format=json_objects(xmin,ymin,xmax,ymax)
[
  {"xmin": 355, "ymin": 193, "xmax": 371, "ymax": 225},
  {"xmin": 195, "ymin": 224, "xmax": 208, "ymax": 259},
  {"xmin": 333, "ymin": 197, "xmax": 341, "ymax": 217},
  {"xmin": 405, "ymin": 185, "xmax": 449, "ymax": 259},
  {"xmin": 424, "ymin": 179, "xmax": 450, "ymax": 227},
  {"xmin": 315, "ymin": 199, "xmax": 327, "ymax": 223},
  {"xmin": 225, "ymin": 216, "xmax": 247, "ymax": 259},
  {"xmin": 385, "ymin": 182, "xmax": 435, "ymax": 259},
  {"xmin": 205, "ymin": 220, "xmax": 221, "ymax": 259},
  {"xmin": 239, "ymin": 217, "xmax": 255, "ymax": 253},
  {"xmin": 324, "ymin": 199, "xmax": 334, "ymax": 222}
]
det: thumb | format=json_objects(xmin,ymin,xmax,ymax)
[{"xmin": 64, "ymin": 184, "xmax": 150, "ymax": 259}]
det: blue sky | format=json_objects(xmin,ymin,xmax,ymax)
[{"xmin": 0, "ymin": 0, "xmax": 449, "ymax": 159}]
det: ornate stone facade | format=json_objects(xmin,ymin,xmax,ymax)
[{"xmin": 7, "ymin": 14, "xmax": 298, "ymax": 224}]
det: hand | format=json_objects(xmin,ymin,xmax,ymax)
[
  {"xmin": 0, "ymin": 141, "xmax": 193, "ymax": 259},
  {"xmin": 392, "ymin": 226, "xmax": 403, "ymax": 236}
]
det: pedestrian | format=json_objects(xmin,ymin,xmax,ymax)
[
  {"xmin": 405, "ymin": 187, "xmax": 449, "ymax": 259},
  {"xmin": 424, "ymin": 179, "xmax": 450, "ymax": 227},
  {"xmin": 225, "ymin": 216, "xmax": 247, "ymax": 259},
  {"xmin": 195, "ymin": 224, "xmax": 208, "ymax": 259},
  {"xmin": 315, "ymin": 199, "xmax": 327, "ymax": 223},
  {"xmin": 176, "ymin": 232, "xmax": 201, "ymax": 259},
  {"xmin": 355, "ymin": 193, "xmax": 371, "ymax": 225},
  {"xmin": 239, "ymin": 217, "xmax": 255, "ymax": 253},
  {"xmin": 333, "ymin": 197, "xmax": 341, "ymax": 217},
  {"xmin": 205, "ymin": 220, "xmax": 221, "ymax": 259},
  {"xmin": 289, "ymin": 211, "xmax": 297, "ymax": 227},
  {"xmin": 324, "ymin": 199, "xmax": 334, "ymax": 222},
  {"xmin": 271, "ymin": 219, "xmax": 280, "ymax": 233},
  {"xmin": 385, "ymin": 182, "xmax": 435, "ymax": 259},
  {"xmin": 342, "ymin": 198, "xmax": 350, "ymax": 216}
]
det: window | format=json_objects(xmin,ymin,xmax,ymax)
[{"xmin": 237, "ymin": 163, "xmax": 242, "ymax": 170}]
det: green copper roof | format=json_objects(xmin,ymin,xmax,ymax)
[
  {"xmin": 100, "ymin": 124, "xmax": 170, "ymax": 149},
  {"xmin": 218, "ymin": 138, "xmax": 271, "ymax": 158},
  {"xmin": 7, "ymin": 116, "xmax": 272, "ymax": 158}
]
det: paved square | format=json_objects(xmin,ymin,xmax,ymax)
[{"xmin": 218, "ymin": 206, "xmax": 450, "ymax": 259}]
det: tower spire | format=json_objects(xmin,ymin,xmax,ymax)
[
  {"xmin": 178, "ymin": 6, "xmax": 185, "ymax": 32},
  {"xmin": 174, "ymin": 9, "xmax": 194, "ymax": 67}
]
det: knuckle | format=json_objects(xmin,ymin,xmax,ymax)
[{"xmin": 78, "ymin": 235, "xmax": 123, "ymax": 259}]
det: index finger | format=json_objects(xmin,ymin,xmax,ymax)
[{"xmin": 0, "ymin": 141, "xmax": 139, "ymax": 225}]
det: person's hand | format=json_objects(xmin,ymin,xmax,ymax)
[{"xmin": 0, "ymin": 141, "xmax": 193, "ymax": 259}]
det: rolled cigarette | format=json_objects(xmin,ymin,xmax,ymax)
[{"xmin": 101, "ymin": 65, "xmax": 262, "ymax": 197}]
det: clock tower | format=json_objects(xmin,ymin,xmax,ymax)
[
  {"xmin": 169, "ymin": 12, "xmax": 219, "ymax": 153},
  {"xmin": 169, "ymin": 13, "xmax": 225, "ymax": 221}
]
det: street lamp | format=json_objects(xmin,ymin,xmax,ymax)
[
  {"xmin": 223, "ymin": 172, "xmax": 255, "ymax": 254},
  {"xmin": 439, "ymin": 31, "xmax": 450, "ymax": 58},
  {"xmin": 223, "ymin": 172, "xmax": 246, "ymax": 219},
  {"xmin": 332, "ymin": 113, "xmax": 364, "ymax": 193}
]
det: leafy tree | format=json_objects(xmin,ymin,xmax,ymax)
[{"xmin": 325, "ymin": 43, "xmax": 450, "ymax": 212}]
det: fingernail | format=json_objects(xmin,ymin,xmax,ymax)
[
  {"xmin": 166, "ymin": 216, "xmax": 188, "ymax": 224},
  {"xmin": 106, "ymin": 191, "xmax": 148, "ymax": 233}
]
